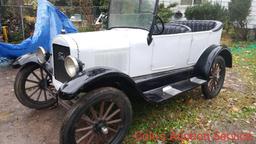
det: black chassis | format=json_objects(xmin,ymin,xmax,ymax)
[{"xmin": 14, "ymin": 44, "xmax": 232, "ymax": 103}]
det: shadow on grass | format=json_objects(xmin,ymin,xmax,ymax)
[{"xmin": 125, "ymin": 88, "xmax": 204, "ymax": 143}]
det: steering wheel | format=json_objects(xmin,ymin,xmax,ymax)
[{"xmin": 153, "ymin": 15, "xmax": 165, "ymax": 35}]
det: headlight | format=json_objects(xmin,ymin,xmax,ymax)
[
  {"xmin": 36, "ymin": 47, "xmax": 47, "ymax": 64},
  {"xmin": 64, "ymin": 56, "xmax": 79, "ymax": 78}
]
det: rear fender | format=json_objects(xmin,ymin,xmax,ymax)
[
  {"xmin": 195, "ymin": 45, "xmax": 232, "ymax": 79},
  {"xmin": 59, "ymin": 67, "xmax": 143, "ymax": 100}
]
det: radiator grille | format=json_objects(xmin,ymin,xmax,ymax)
[{"xmin": 53, "ymin": 44, "xmax": 71, "ymax": 83}]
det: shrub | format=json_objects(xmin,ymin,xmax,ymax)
[
  {"xmin": 185, "ymin": 3, "xmax": 228, "ymax": 22},
  {"xmin": 78, "ymin": 25, "xmax": 96, "ymax": 32},
  {"xmin": 158, "ymin": 3, "xmax": 177, "ymax": 23},
  {"xmin": 229, "ymin": 0, "xmax": 252, "ymax": 40}
]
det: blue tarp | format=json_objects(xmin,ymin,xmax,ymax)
[{"xmin": 0, "ymin": 0, "xmax": 77, "ymax": 58}]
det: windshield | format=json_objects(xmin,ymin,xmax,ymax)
[{"xmin": 108, "ymin": 0, "xmax": 157, "ymax": 30}]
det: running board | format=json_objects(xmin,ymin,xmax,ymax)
[
  {"xmin": 190, "ymin": 77, "xmax": 207, "ymax": 85},
  {"xmin": 143, "ymin": 77, "xmax": 207, "ymax": 103}
]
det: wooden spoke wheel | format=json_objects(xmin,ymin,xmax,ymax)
[
  {"xmin": 14, "ymin": 64, "xmax": 57, "ymax": 109},
  {"xmin": 60, "ymin": 87, "xmax": 132, "ymax": 144},
  {"xmin": 202, "ymin": 56, "xmax": 226, "ymax": 99}
]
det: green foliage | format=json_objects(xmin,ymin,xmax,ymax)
[
  {"xmin": 99, "ymin": 0, "xmax": 109, "ymax": 12},
  {"xmin": 23, "ymin": 0, "xmax": 38, "ymax": 9},
  {"xmin": 1, "ymin": 7, "xmax": 23, "ymax": 43},
  {"xmin": 158, "ymin": 3, "xmax": 177, "ymax": 23},
  {"xmin": 93, "ymin": 0, "xmax": 109, "ymax": 13},
  {"xmin": 185, "ymin": 2, "xmax": 228, "ymax": 22},
  {"xmin": 229, "ymin": 0, "xmax": 252, "ymax": 40},
  {"xmin": 78, "ymin": 25, "xmax": 96, "ymax": 32},
  {"xmin": 229, "ymin": 0, "xmax": 252, "ymax": 23}
]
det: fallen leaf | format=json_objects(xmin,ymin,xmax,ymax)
[
  {"xmin": 245, "ymin": 120, "xmax": 250, "ymax": 124},
  {"xmin": 185, "ymin": 98, "xmax": 193, "ymax": 105},
  {"xmin": 231, "ymin": 106, "xmax": 240, "ymax": 112}
]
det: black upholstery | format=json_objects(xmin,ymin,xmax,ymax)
[
  {"xmin": 163, "ymin": 23, "xmax": 191, "ymax": 34},
  {"xmin": 172, "ymin": 20, "xmax": 219, "ymax": 32},
  {"xmin": 152, "ymin": 20, "xmax": 223, "ymax": 35},
  {"xmin": 153, "ymin": 23, "xmax": 191, "ymax": 35}
]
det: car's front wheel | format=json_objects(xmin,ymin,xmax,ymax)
[
  {"xmin": 202, "ymin": 56, "xmax": 226, "ymax": 99},
  {"xmin": 60, "ymin": 87, "xmax": 133, "ymax": 144},
  {"xmin": 14, "ymin": 63, "xmax": 57, "ymax": 109}
]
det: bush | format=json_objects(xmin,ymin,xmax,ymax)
[
  {"xmin": 229, "ymin": 0, "xmax": 252, "ymax": 40},
  {"xmin": 78, "ymin": 26, "xmax": 96, "ymax": 32},
  {"xmin": 185, "ymin": 3, "xmax": 228, "ymax": 22},
  {"xmin": 158, "ymin": 3, "xmax": 177, "ymax": 23}
]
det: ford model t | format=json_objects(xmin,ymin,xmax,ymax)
[{"xmin": 14, "ymin": 0, "xmax": 232, "ymax": 143}]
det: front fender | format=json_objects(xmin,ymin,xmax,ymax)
[
  {"xmin": 12, "ymin": 53, "xmax": 38, "ymax": 68},
  {"xmin": 195, "ymin": 45, "xmax": 232, "ymax": 79},
  {"xmin": 13, "ymin": 53, "xmax": 53, "ymax": 75},
  {"xmin": 59, "ymin": 67, "xmax": 143, "ymax": 100}
]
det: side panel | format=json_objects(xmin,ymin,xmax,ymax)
[
  {"xmin": 187, "ymin": 29, "xmax": 222, "ymax": 65},
  {"xmin": 128, "ymin": 30, "xmax": 153, "ymax": 77},
  {"xmin": 187, "ymin": 31, "xmax": 211, "ymax": 65},
  {"xmin": 151, "ymin": 33, "xmax": 192, "ymax": 71},
  {"xmin": 128, "ymin": 29, "xmax": 222, "ymax": 77}
]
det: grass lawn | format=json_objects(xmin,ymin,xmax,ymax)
[{"xmin": 124, "ymin": 42, "xmax": 256, "ymax": 144}]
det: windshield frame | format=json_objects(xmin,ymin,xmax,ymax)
[{"xmin": 107, "ymin": 0, "xmax": 159, "ymax": 31}]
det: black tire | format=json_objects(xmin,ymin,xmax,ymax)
[
  {"xmin": 60, "ymin": 87, "xmax": 133, "ymax": 144},
  {"xmin": 202, "ymin": 56, "xmax": 226, "ymax": 99},
  {"xmin": 14, "ymin": 63, "xmax": 56, "ymax": 109}
]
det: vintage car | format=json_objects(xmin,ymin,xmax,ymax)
[{"xmin": 14, "ymin": 0, "xmax": 232, "ymax": 143}]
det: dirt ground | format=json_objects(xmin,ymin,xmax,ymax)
[
  {"xmin": 0, "ymin": 67, "xmax": 64, "ymax": 144},
  {"xmin": 0, "ymin": 65, "xmax": 255, "ymax": 144}
]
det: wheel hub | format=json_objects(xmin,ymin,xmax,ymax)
[
  {"xmin": 216, "ymin": 73, "xmax": 220, "ymax": 79},
  {"xmin": 94, "ymin": 121, "xmax": 108, "ymax": 135},
  {"xmin": 39, "ymin": 79, "xmax": 47, "ymax": 89},
  {"xmin": 101, "ymin": 127, "xmax": 109, "ymax": 135},
  {"xmin": 207, "ymin": 62, "xmax": 224, "ymax": 93}
]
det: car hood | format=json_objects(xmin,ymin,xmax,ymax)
[
  {"xmin": 68, "ymin": 29, "xmax": 133, "ymax": 53},
  {"xmin": 53, "ymin": 28, "xmax": 149, "ymax": 56},
  {"xmin": 53, "ymin": 28, "xmax": 148, "ymax": 70}
]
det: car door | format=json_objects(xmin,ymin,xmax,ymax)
[{"xmin": 151, "ymin": 33, "xmax": 193, "ymax": 72}]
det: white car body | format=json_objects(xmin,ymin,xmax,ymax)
[{"xmin": 52, "ymin": 24, "xmax": 222, "ymax": 90}]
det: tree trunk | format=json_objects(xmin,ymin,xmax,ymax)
[
  {"xmin": 80, "ymin": 0, "xmax": 94, "ymax": 26},
  {"xmin": 17, "ymin": 0, "xmax": 24, "ymax": 6}
]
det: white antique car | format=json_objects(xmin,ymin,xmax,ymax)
[{"xmin": 14, "ymin": 0, "xmax": 232, "ymax": 143}]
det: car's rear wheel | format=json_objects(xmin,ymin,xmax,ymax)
[
  {"xmin": 60, "ymin": 87, "xmax": 133, "ymax": 144},
  {"xmin": 14, "ymin": 63, "xmax": 57, "ymax": 109},
  {"xmin": 202, "ymin": 56, "xmax": 226, "ymax": 99}
]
